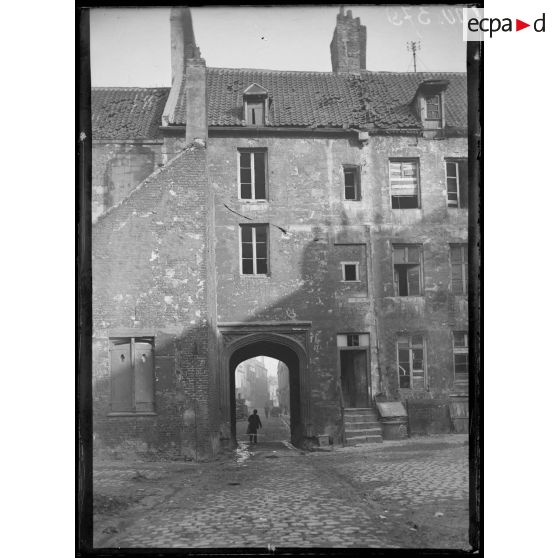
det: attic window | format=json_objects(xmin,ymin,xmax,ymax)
[
  {"xmin": 425, "ymin": 95, "xmax": 441, "ymax": 120},
  {"xmin": 243, "ymin": 83, "xmax": 269, "ymax": 127}
]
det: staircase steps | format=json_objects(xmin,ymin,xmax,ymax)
[{"xmin": 343, "ymin": 407, "xmax": 383, "ymax": 445}]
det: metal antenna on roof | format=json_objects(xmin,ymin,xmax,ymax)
[{"xmin": 406, "ymin": 41, "xmax": 421, "ymax": 73}]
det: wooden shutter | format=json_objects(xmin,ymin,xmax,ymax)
[
  {"xmin": 110, "ymin": 343, "xmax": 133, "ymax": 412},
  {"xmin": 134, "ymin": 342, "xmax": 154, "ymax": 412}
]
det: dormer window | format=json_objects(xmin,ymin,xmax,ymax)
[
  {"xmin": 243, "ymin": 83, "xmax": 269, "ymax": 127},
  {"xmin": 413, "ymin": 79, "xmax": 448, "ymax": 131},
  {"xmin": 425, "ymin": 95, "xmax": 441, "ymax": 120}
]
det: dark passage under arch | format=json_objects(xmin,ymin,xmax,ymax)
[{"xmin": 229, "ymin": 340, "xmax": 302, "ymax": 446}]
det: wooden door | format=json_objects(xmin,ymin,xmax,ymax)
[{"xmin": 340, "ymin": 350, "xmax": 369, "ymax": 408}]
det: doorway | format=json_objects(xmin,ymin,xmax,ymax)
[
  {"xmin": 228, "ymin": 338, "xmax": 303, "ymax": 446},
  {"xmin": 340, "ymin": 350, "xmax": 369, "ymax": 408}
]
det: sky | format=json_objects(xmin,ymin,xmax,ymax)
[{"xmin": 90, "ymin": 5, "xmax": 467, "ymax": 87}]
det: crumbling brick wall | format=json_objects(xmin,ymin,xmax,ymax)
[{"xmin": 92, "ymin": 146, "xmax": 218, "ymax": 459}]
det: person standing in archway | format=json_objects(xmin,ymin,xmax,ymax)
[
  {"xmin": 247, "ymin": 409, "xmax": 263, "ymax": 444},
  {"xmin": 264, "ymin": 402, "xmax": 270, "ymax": 419}
]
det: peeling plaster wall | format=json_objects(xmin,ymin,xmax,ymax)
[
  {"xmin": 92, "ymin": 141, "xmax": 164, "ymax": 222},
  {"xmin": 367, "ymin": 136, "xmax": 469, "ymax": 406},
  {"xmin": 209, "ymin": 135, "xmax": 377, "ymax": 442},
  {"xmin": 209, "ymin": 133, "xmax": 467, "ymax": 440},
  {"xmin": 92, "ymin": 147, "xmax": 218, "ymax": 459}
]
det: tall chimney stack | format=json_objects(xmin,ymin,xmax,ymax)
[
  {"xmin": 163, "ymin": 7, "xmax": 207, "ymax": 146},
  {"xmin": 330, "ymin": 7, "xmax": 367, "ymax": 75}
]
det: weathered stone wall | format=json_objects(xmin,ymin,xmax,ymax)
[
  {"xmin": 366, "ymin": 136, "xmax": 468, "ymax": 404},
  {"xmin": 92, "ymin": 146, "xmax": 219, "ymax": 459},
  {"xmin": 92, "ymin": 141, "xmax": 164, "ymax": 222},
  {"xmin": 209, "ymin": 134, "xmax": 376, "ymax": 442},
  {"xmin": 208, "ymin": 132, "xmax": 467, "ymax": 441}
]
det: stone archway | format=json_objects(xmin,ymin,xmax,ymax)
[{"xmin": 218, "ymin": 323, "xmax": 311, "ymax": 447}]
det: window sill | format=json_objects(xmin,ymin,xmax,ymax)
[
  {"xmin": 240, "ymin": 274, "xmax": 271, "ymax": 279},
  {"xmin": 107, "ymin": 412, "xmax": 157, "ymax": 417},
  {"xmin": 239, "ymin": 199, "xmax": 269, "ymax": 204},
  {"xmin": 341, "ymin": 280, "xmax": 361, "ymax": 283}
]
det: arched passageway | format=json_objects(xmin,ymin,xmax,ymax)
[{"xmin": 229, "ymin": 339, "xmax": 303, "ymax": 446}]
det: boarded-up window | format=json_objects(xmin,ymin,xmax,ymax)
[
  {"xmin": 393, "ymin": 244, "xmax": 422, "ymax": 296},
  {"xmin": 450, "ymin": 244, "xmax": 468, "ymax": 294},
  {"xmin": 343, "ymin": 166, "xmax": 361, "ymax": 200},
  {"xmin": 110, "ymin": 338, "xmax": 155, "ymax": 413},
  {"xmin": 390, "ymin": 160, "xmax": 420, "ymax": 209},
  {"xmin": 397, "ymin": 334, "xmax": 426, "ymax": 390},
  {"xmin": 239, "ymin": 150, "xmax": 266, "ymax": 200},
  {"xmin": 240, "ymin": 224, "xmax": 269, "ymax": 275},
  {"xmin": 246, "ymin": 99, "xmax": 265, "ymax": 125},
  {"xmin": 446, "ymin": 160, "xmax": 468, "ymax": 208},
  {"xmin": 453, "ymin": 331, "xmax": 469, "ymax": 388}
]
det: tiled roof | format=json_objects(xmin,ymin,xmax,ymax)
[
  {"xmin": 173, "ymin": 68, "xmax": 467, "ymax": 130},
  {"xmin": 91, "ymin": 87, "xmax": 170, "ymax": 140},
  {"xmin": 91, "ymin": 69, "xmax": 467, "ymax": 139}
]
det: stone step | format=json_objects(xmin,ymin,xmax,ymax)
[
  {"xmin": 345, "ymin": 435, "xmax": 383, "ymax": 445},
  {"xmin": 344, "ymin": 408, "xmax": 374, "ymax": 413},
  {"xmin": 344, "ymin": 414, "xmax": 379, "ymax": 423},
  {"xmin": 345, "ymin": 428, "xmax": 382, "ymax": 437},
  {"xmin": 345, "ymin": 421, "xmax": 381, "ymax": 429}
]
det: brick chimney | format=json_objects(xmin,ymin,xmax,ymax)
[
  {"xmin": 330, "ymin": 7, "xmax": 367, "ymax": 75},
  {"xmin": 163, "ymin": 7, "xmax": 207, "ymax": 146}
]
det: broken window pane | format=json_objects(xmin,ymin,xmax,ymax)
[
  {"xmin": 390, "ymin": 160, "xmax": 419, "ymax": 209},
  {"xmin": 446, "ymin": 160, "xmax": 468, "ymax": 208},
  {"xmin": 397, "ymin": 335, "xmax": 427, "ymax": 390}
]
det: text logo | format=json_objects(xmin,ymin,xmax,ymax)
[{"xmin": 463, "ymin": 8, "xmax": 546, "ymax": 40}]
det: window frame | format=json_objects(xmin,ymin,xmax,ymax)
[
  {"xmin": 341, "ymin": 261, "xmax": 360, "ymax": 282},
  {"xmin": 445, "ymin": 158, "xmax": 468, "ymax": 209},
  {"xmin": 389, "ymin": 158, "xmax": 421, "ymax": 209},
  {"xmin": 449, "ymin": 243, "xmax": 468, "ymax": 295},
  {"xmin": 452, "ymin": 331, "xmax": 469, "ymax": 387},
  {"xmin": 343, "ymin": 165, "xmax": 361, "ymax": 201},
  {"xmin": 396, "ymin": 334, "xmax": 427, "ymax": 390},
  {"xmin": 239, "ymin": 223, "xmax": 270, "ymax": 277},
  {"xmin": 425, "ymin": 94, "xmax": 442, "ymax": 121},
  {"xmin": 238, "ymin": 149, "xmax": 268, "ymax": 201},
  {"xmin": 108, "ymin": 336, "xmax": 156, "ymax": 415},
  {"xmin": 392, "ymin": 244, "xmax": 423, "ymax": 296}
]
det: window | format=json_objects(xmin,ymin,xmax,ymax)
[
  {"xmin": 425, "ymin": 95, "xmax": 441, "ymax": 120},
  {"xmin": 446, "ymin": 160, "xmax": 468, "ymax": 208},
  {"xmin": 341, "ymin": 262, "xmax": 359, "ymax": 282},
  {"xmin": 246, "ymin": 99, "xmax": 265, "ymax": 125},
  {"xmin": 397, "ymin": 334, "xmax": 426, "ymax": 390},
  {"xmin": 239, "ymin": 150, "xmax": 266, "ymax": 200},
  {"xmin": 343, "ymin": 166, "xmax": 361, "ymax": 201},
  {"xmin": 243, "ymin": 83, "xmax": 268, "ymax": 126},
  {"xmin": 337, "ymin": 333, "xmax": 369, "ymax": 347},
  {"xmin": 389, "ymin": 160, "xmax": 420, "ymax": 209},
  {"xmin": 347, "ymin": 334, "xmax": 360, "ymax": 347},
  {"xmin": 393, "ymin": 244, "xmax": 422, "ymax": 296},
  {"xmin": 452, "ymin": 331, "xmax": 469, "ymax": 387},
  {"xmin": 240, "ymin": 224, "xmax": 269, "ymax": 275},
  {"xmin": 110, "ymin": 337, "xmax": 155, "ymax": 413},
  {"xmin": 450, "ymin": 244, "xmax": 468, "ymax": 294}
]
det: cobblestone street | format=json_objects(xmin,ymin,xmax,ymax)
[{"xmin": 93, "ymin": 427, "xmax": 470, "ymax": 549}]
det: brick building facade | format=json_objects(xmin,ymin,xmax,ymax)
[{"xmin": 92, "ymin": 7, "xmax": 469, "ymax": 458}]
